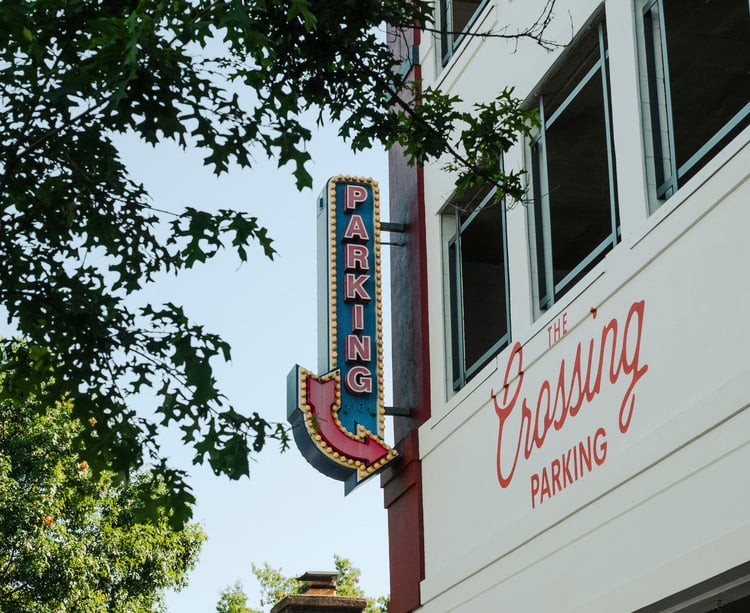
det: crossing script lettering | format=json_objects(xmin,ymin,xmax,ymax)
[{"xmin": 492, "ymin": 300, "xmax": 648, "ymax": 508}]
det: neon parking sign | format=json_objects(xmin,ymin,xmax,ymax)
[{"xmin": 288, "ymin": 176, "xmax": 397, "ymax": 491}]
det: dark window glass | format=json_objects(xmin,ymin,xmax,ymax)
[
  {"xmin": 440, "ymin": 0, "xmax": 485, "ymax": 66},
  {"xmin": 452, "ymin": 0, "xmax": 483, "ymax": 33},
  {"xmin": 529, "ymin": 19, "xmax": 619, "ymax": 311},
  {"xmin": 460, "ymin": 205, "xmax": 508, "ymax": 368},
  {"xmin": 644, "ymin": 0, "xmax": 750, "ymax": 199},
  {"xmin": 446, "ymin": 188, "xmax": 510, "ymax": 391},
  {"xmin": 546, "ymin": 72, "xmax": 612, "ymax": 287}
]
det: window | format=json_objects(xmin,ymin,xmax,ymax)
[
  {"xmin": 642, "ymin": 0, "xmax": 750, "ymax": 204},
  {"xmin": 440, "ymin": 0, "xmax": 488, "ymax": 66},
  {"xmin": 445, "ymin": 185, "xmax": 511, "ymax": 391},
  {"xmin": 527, "ymin": 19, "xmax": 619, "ymax": 312}
]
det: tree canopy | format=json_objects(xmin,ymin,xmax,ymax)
[
  {"xmin": 0, "ymin": 374, "xmax": 205, "ymax": 612},
  {"xmin": 0, "ymin": 0, "xmax": 553, "ymax": 523}
]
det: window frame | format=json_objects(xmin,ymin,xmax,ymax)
[
  {"xmin": 527, "ymin": 19, "xmax": 620, "ymax": 314},
  {"xmin": 439, "ymin": 0, "xmax": 490, "ymax": 67},
  {"xmin": 641, "ymin": 0, "xmax": 750, "ymax": 204},
  {"xmin": 444, "ymin": 184, "xmax": 511, "ymax": 392}
]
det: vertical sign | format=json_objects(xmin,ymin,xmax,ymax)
[{"xmin": 287, "ymin": 176, "xmax": 398, "ymax": 492}]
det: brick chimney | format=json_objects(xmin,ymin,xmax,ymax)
[{"xmin": 270, "ymin": 571, "xmax": 367, "ymax": 613}]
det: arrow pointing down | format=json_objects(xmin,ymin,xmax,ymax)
[{"xmin": 306, "ymin": 375, "xmax": 390, "ymax": 467}]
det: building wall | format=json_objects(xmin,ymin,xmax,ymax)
[
  {"xmin": 393, "ymin": 0, "xmax": 750, "ymax": 610},
  {"xmin": 383, "ymin": 24, "xmax": 429, "ymax": 613}
]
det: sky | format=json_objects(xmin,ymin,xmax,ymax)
[{"xmin": 117, "ymin": 126, "xmax": 394, "ymax": 611}]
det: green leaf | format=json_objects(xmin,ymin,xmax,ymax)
[
  {"xmin": 0, "ymin": 387, "xmax": 205, "ymax": 608},
  {"xmin": 0, "ymin": 0, "xmax": 548, "ymax": 519}
]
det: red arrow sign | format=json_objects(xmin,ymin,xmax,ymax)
[{"xmin": 306, "ymin": 375, "xmax": 390, "ymax": 467}]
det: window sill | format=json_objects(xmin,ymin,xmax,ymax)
[
  {"xmin": 420, "ymin": 346, "xmax": 500, "ymax": 456},
  {"xmin": 631, "ymin": 125, "xmax": 750, "ymax": 252}
]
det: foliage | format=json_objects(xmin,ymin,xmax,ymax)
[
  {"xmin": 248, "ymin": 562, "xmax": 303, "ymax": 611},
  {"xmin": 0, "ymin": 386, "xmax": 205, "ymax": 612},
  {"xmin": 332, "ymin": 555, "xmax": 389, "ymax": 613},
  {"xmin": 216, "ymin": 581, "xmax": 257, "ymax": 613},
  {"xmin": 219, "ymin": 555, "xmax": 387, "ymax": 613},
  {"xmin": 0, "ymin": 0, "xmax": 557, "ymax": 523},
  {"xmin": 394, "ymin": 85, "xmax": 539, "ymax": 203}
]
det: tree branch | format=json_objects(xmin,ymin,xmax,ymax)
[{"xmin": 420, "ymin": 0, "xmax": 566, "ymax": 52}]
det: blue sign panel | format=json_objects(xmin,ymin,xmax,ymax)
[{"xmin": 287, "ymin": 176, "xmax": 397, "ymax": 491}]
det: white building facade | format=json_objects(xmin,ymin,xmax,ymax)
[{"xmin": 384, "ymin": 1, "xmax": 750, "ymax": 611}]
